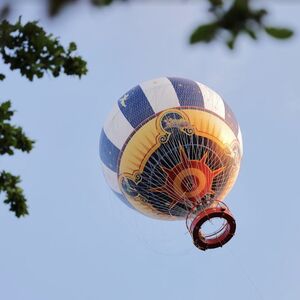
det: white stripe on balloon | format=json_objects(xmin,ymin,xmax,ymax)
[
  {"xmin": 103, "ymin": 103, "xmax": 134, "ymax": 150},
  {"xmin": 197, "ymin": 82, "xmax": 226, "ymax": 119},
  {"xmin": 100, "ymin": 161, "xmax": 120, "ymax": 193},
  {"xmin": 140, "ymin": 77, "xmax": 180, "ymax": 113}
]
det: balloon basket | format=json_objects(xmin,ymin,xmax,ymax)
[{"xmin": 186, "ymin": 201, "xmax": 236, "ymax": 251}]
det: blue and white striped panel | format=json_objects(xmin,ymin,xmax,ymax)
[
  {"xmin": 99, "ymin": 130, "xmax": 120, "ymax": 173},
  {"xmin": 196, "ymin": 82, "xmax": 226, "ymax": 119},
  {"xmin": 197, "ymin": 81, "xmax": 239, "ymax": 137},
  {"xmin": 223, "ymin": 100, "xmax": 239, "ymax": 136},
  {"xmin": 117, "ymin": 85, "xmax": 155, "ymax": 129},
  {"xmin": 168, "ymin": 77, "xmax": 204, "ymax": 108},
  {"xmin": 100, "ymin": 104, "xmax": 135, "ymax": 202},
  {"xmin": 100, "ymin": 160, "xmax": 135, "ymax": 210},
  {"xmin": 140, "ymin": 77, "xmax": 180, "ymax": 113},
  {"xmin": 100, "ymin": 160, "xmax": 120, "ymax": 193},
  {"xmin": 103, "ymin": 103, "xmax": 134, "ymax": 150},
  {"xmin": 100, "ymin": 137, "xmax": 136, "ymax": 209}
]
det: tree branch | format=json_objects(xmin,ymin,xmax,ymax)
[{"xmin": 0, "ymin": 171, "xmax": 29, "ymax": 217}]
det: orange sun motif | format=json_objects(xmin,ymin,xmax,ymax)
[{"xmin": 151, "ymin": 147, "xmax": 224, "ymax": 209}]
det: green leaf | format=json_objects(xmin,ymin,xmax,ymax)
[
  {"xmin": 48, "ymin": 0, "xmax": 77, "ymax": 17},
  {"xmin": 0, "ymin": 171, "xmax": 29, "ymax": 217},
  {"xmin": 226, "ymin": 37, "xmax": 236, "ymax": 50},
  {"xmin": 0, "ymin": 100, "xmax": 35, "ymax": 154},
  {"xmin": 190, "ymin": 23, "xmax": 218, "ymax": 44},
  {"xmin": 0, "ymin": 100, "xmax": 13, "ymax": 121},
  {"xmin": 0, "ymin": 73, "xmax": 5, "ymax": 80},
  {"xmin": 91, "ymin": 0, "xmax": 114, "ymax": 6},
  {"xmin": 227, "ymin": 40, "xmax": 234, "ymax": 49},
  {"xmin": 245, "ymin": 28, "xmax": 257, "ymax": 40},
  {"xmin": 265, "ymin": 27, "xmax": 294, "ymax": 39},
  {"xmin": 209, "ymin": 0, "xmax": 223, "ymax": 7},
  {"xmin": 68, "ymin": 41, "xmax": 77, "ymax": 52}
]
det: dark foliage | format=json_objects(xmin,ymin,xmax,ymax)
[
  {"xmin": 0, "ymin": 18, "xmax": 87, "ymax": 81},
  {"xmin": 0, "ymin": 171, "xmax": 29, "ymax": 217},
  {"xmin": 0, "ymin": 18, "xmax": 87, "ymax": 217},
  {"xmin": 0, "ymin": 101, "xmax": 34, "ymax": 156},
  {"xmin": 0, "ymin": 100, "xmax": 33, "ymax": 217},
  {"xmin": 190, "ymin": 0, "xmax": 294, "ymax": 49}
]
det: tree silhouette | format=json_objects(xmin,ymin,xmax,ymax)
[
  {"xmin": 0, "ymin": 17, "xmax": 87, "ymax": 217},
  {"xmin": 190, "ymin": 0, "xmax": 294, "ymax": 49}
]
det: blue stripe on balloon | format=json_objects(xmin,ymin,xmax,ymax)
[
  {"xmin": 118, "ymin": 85, "xmax": 155, "ymax": 128},
  {"xmin": 168, "ymin": 77, "xmax": 204, "ymax": 108},
  {"xmin": 223, "ymin": 101, "xmax": 239, "ymax": 136},
  {"xmin": 99, "ymin": 129, "xmax": 120, "ymax": 172},
  {"xmin": 113, "ymin": 191, "xmax": 136, "ymax": 210}
]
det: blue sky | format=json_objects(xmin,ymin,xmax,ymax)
[{"xmin": 1, "ymin": 1, "xmax": 300, "ymax": 300}]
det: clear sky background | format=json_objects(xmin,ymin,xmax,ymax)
[{"xmin": 1, "ymin": 1, "xmax": 300, "ymax": 300}]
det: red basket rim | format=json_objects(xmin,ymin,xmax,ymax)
[{"xmin": 189, "ymin": 206, "xmax": 236, "ymax": 251}]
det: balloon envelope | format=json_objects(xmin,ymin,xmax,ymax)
[{"xmin": 100, "ymin": 77, "xmax": 242, "ymax": 221}]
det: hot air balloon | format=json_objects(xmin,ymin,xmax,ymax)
[{"xmin": 100, "ymin": 77, "xmax": 243, "ymax": 251}]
